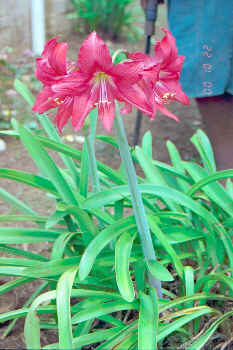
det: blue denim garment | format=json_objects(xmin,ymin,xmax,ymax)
[{"xmin": 167, "ymin": 0, "xmax": 233, "ymax": 97}]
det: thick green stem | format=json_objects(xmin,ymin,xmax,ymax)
[
  {"xmin": 85, "ymin": 127, "xmax": 106, "ymax": 233},
  {"xmin": 114, "ymin": 104, "xmax": 162, "ymax": 298},
  {"xmin": 86, "ymin": 135, "xmax": 101, "ymax": 194}
]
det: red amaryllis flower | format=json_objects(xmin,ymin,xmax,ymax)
[
  {"xmin": 35, "ymin": 37, "xmax": 76, "ymax": 85},
  {"xmin": 51, "ymin": 32, "xmax": 153, "ymax": 132},
  {"xmin": 127, "ymin": 28, "xmax": 189, "ymax": 120},
  {"xmin": 32, "ymin": 37, "xmax": 78, "ymax": 125},
  {"xmin": 33, "ymin": 32, "xmax": 153, "ymax": 132}
]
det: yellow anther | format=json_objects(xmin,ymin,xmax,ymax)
[
  {"xmin": 162, "ymin": 92, "xmax": 170, "ymax": 100},
  {"xmin": 54, "ymin": 98, "xmax": 64, "ymax": 105},
  {"xmin": 162, "ymin": 92, "xmax": 176, "ymax": 104}
]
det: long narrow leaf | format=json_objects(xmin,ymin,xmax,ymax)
[
  {"xmin": 138, "ymin": 292, "xmax": 157, "ymax": 350},
  {"xmin": 115, "ymin": 232, "xmax": 135, "ymax": 302},
  {"xmin": 72, "ymin": 300, "xmax": 138, "ymax": 324},
  {"xmin": 0, "ymin": 228, "xmax": 59, "ymax": 244},
  {"xmin": 0, "ymin": 188, "xmax": 37, "ymax": 215},
  {"xmin": 79, "ymin": 216, "xmax": 136, "ymax": 280},
  {"xmin": 0, "ymin": 168, "xmax": 58, "ymax": 195},
  {"xmin": 18, "ymin": 125, "xmax": 78, "ymax": 205},
  {"xmin": 57, "ymin": 267, "xmax": 78, "ymax": 349}
]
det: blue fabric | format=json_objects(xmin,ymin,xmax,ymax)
[{"xmin": 167, "ymin": 0, "xmax": 233, "ymax": 97}]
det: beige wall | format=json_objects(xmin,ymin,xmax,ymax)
[{"xmin": 0, "ymin": 0, "xmax": 73, "ymax": 52}]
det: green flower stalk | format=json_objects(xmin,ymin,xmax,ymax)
[{"xmin": 114, "ymin": 103, "xmax": 162, "ymax": 298}]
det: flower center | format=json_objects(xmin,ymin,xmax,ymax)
[
  {"xmin": 154, "ymin": 81, "xmax": 176, "ymax": 105},
  {"xmin": 93, "ymin": 72, "xmax": 110, "ymax": 83},
  {"xmin": 92, "ymin": 72, "xmax": 112, "ymax": 106}
]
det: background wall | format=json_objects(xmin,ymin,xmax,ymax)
[{"xmin": 0, "ymin": 0, "xmax": 73, "ymax": 53}]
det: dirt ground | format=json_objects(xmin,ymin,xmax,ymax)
[{"xmin": 0, "ymin": 12, "xmax": 205, "ymax": 348}]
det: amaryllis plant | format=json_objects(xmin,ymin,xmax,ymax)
[
  {"xmin": 32, "ymin": 29, "xmax": 189, "ymax": 300},
  {"xmin": 33, "ymin": 29, "xmax": 189, "ymax": 132},
  {"xmin": 0, "ymin": 29, "xmax": 232, "ymax": 350}
]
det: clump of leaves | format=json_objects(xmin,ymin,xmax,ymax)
[
  {"xmin": 0, "ymin": 81, "xmax": 232, "ymax": 349},
  {"xmin": 68, "ymin": 0, "xmax": 143, "ymax": 41}
]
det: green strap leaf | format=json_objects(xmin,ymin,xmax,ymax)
[
  {"xmin": 186, "ymin": 311, "xmax": 233, "ymax": 350},
  {"xmin": 159, "ymin": 293, "xmax": 231, "ymax": 313},
  {"xmin": 0, "ymin": 168, "xmax": 58, "ymax": 195},
  {"xmin": 24, "ymin": 291, "xmax": 57, "ymax": 349},
  {"xmin": 24, "ymin": 309, "xmax": 41, "ymax": 349},
  {"xmin": 37, "ymin": 114, "xmax": 80, "ymax": 188},
  {"xmin": 79, "ymin": 216, "xmax": 136, "ymax": 280},
  {"xmin": 72, "ymin": 300, "xmax": 138, "ymax": 324},
  {"xmin": 184, "ymin": 266, "xmax": 195, "ymax": 308},
  {"xmin": 83, "ymin": 184, "xmax": 217, "ymax": 224},
  {"xmin": 167, "ymin": 140, "xmax": 191, "ymax": 193},
  {"xmin": 185, "ymin": 163, "xmax": 233, "ymax": 217},
  {"xmin": 36, "ymin": 135, "xmax": 126, "ymax": 185},
  {"xmin": 135, "ymin": 146, "xmax": 182, "ymax": 212},
  {"xmin": 0, "ymin": 277, "xmax": 32, "ymax": 295},
  {"xmin": 14, "ymin": 78, "xmax": 35, "ymax": 107},
  {"xmin": 0, "ymin": 187, "xmax": 37, "ymax": 215},
  {"xmin": 57, "ymin": 267, "xmax": 78, "ymax": 349},
  {"xmin": 147, "ymin": 260, "xmax": 174, "ymax": 282},
  {"xmin": 158, "ymin": 307, "xmax": 216, "ymax": 342},
  {"xmin": 43, "ymin": 327, "xmax": 123, "ymax": 350},
  {"xmin": 115, "ymin": 232, "xmax": 135, "ymax": 302},
  {"xmin": 147, "ymin": 216, "xmax": 184, "ymax": 278},
  {"xmin": 138, "ymin": 291, "xmax": 158, "ymax": 350},
  {"xmin": 142, "ymin": 131, "xmax": 152, "ymax": 159},
  {"xmin": 18, "ymin": 125, "xmax": 78, "ymax": 205},
  {"xmin": 191, "ymin": 129, "xmax": 216, "ymax": 173},
  {"xmin": 0, "ymin": 227, "xmax": 60, "ymax": 244}
]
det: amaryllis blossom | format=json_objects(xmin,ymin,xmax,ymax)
[
  {"xmin": 32, "ymin": 37, "xmax": 78, "ymax": 121},
  {"xmin": 127, "ymin": 28, "xmax": 189, "ymax": 120},
  {"xmin": 33, "ymin": 32, "xmax": 153, "ymax": 132}
]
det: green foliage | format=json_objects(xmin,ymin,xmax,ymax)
[
  {"xmin": 0, "ymin": 80, "xmax": 232, "ymax": 349},
  {"xmin": 68, "ymin": 0, "xmax": 143, "ymax": 41}
]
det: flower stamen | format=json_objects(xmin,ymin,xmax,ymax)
[
  {"xmin": 54, "ymin": 97, "xmax": 64, "ymax": 105},
  {"xmin": 92, "ymin": 72, "xmax": 112, "ymax": 107},
  {"xmin": 162, "ymin": 92, "xmax": 176, "ymax": 104}
]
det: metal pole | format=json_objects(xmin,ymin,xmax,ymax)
[
  {"xmin": 133, "ymin": 0, "xmax": 158, "ymax": 146},
  {"xmin": 31, "ymin": 0, "xmax": 46, "ymax": 55}
]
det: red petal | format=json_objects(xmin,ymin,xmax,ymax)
[
  {"xmin": 96, "ymin": 84, "xmax": 115, "ymax": 131},
  {"xmin": 111, "ymin": 61, "xmax": 143, "ymax": 84},
  {"xmin": 98, "ymin": 100, "xmax": 115, "ymax": 132},
  {"xmin": 32, "ymin": 86, "xmax": 57, "ymax": 114},
  {"xmin": 78, "ymin": 32, "xmax": 113, "ymax": 74},
  {"xmin": 121, "ymin": 103, "xmax": 132, "ymax": 114},
  {"xmin": 52, "ymin": 73, "xmax": 87, "ymax": 96},
  {"xmin": 72, "ymin": 90, "xmax": 97, "ymax": 131},
  {"xmin": 163, "ymin": 80, "xmax": 190, "ymax": 105},
  {"xmin": 41, "ymin": 38, "xmax": 57, "ymax": 58},
  {"xmin": 117, "ymin": 82, "xmax": 153, "ymax": 116},
  {"xmin": 49, "ymin": 42, "xmax": 68, "ymax": 75},
  {"xmin": 54, "ymin": 97, "xmax": 73, "ymax": 132},
  {"xmin": 154, "ymin": 28, "xmax": 178, "ymax": 68},
  {"xmin": 128, "ymin": 52, "xmax": 159, "ymax": 70},
  {"xmin": 35, "ymin": 57, "xmax": 56, "ymax": 84},
  {"xmin": 166, "ymin": 56, "xmax": 185, "ymax": 73},
  {"xmin": 157, "ymin": 104, "xmax": 179, "ymax": 121},
  {"xmin": 35, "ymin": 38, "xmax": 68, "ymax": 84}
]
